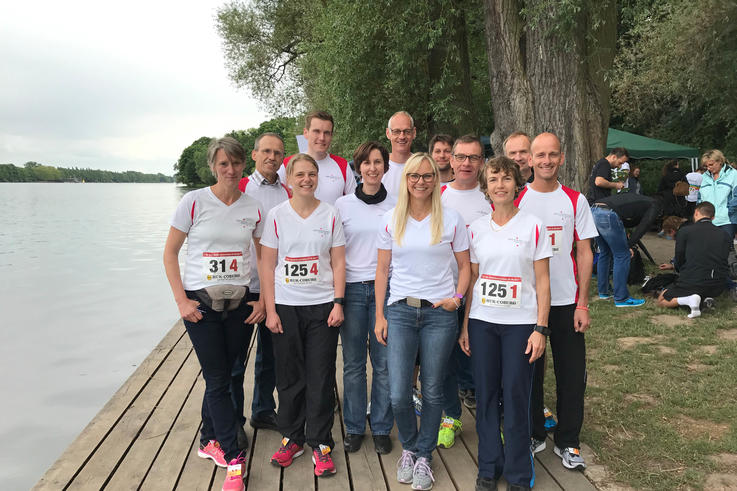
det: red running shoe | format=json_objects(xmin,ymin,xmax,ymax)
[
  {"xmin": 197, "ymin": 440, "xmax": 227, "ymax": 468},
  {"xmin": 270, "ymin": 437, "xmax": 304, "ymax": 467},
  {"xmin": 312, "ymin": 444, "xmax": 337, "ymax": 477},
  {"xmin": 222, "ymin": 456, "xmax": 246, "ymax": 491}
]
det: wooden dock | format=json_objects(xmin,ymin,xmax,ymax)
[{"xmin": 35, "ymin": 322, "xmax": 597, "ymax": 490}]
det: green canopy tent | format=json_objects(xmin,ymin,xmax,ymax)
[{"xmin": 606, "ymin": 128, "xmax": 700, "ymax": 170}]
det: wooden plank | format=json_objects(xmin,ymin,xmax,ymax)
[
  {"xmin": 140, "ymin": 375, "xmax": 205, "ymax": 490},
  {"xmin": 34, "ymin": 322, "xmax": 186, "ymax": 490},
  {"xmin": 244, "ymin": 428, "xmax": 282, "ymax": 490},
  {"xmin": 436, "ymin": 411, "xmax": 477, "ymax": 490},
  {"xmin": 66, "ymin": 326, "xmax": 193, "ymax": 489},
  {"xmin": 175, "ymin": 428, "xmax": 215, "ymax": 490},
  {"xmin": 107, "ymin": 348, "xmax": 202, "ymax": 489}
]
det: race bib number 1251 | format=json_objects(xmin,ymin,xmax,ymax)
[{"xmin": 478, "ymin": 274, "xmax": 521, "ymax": 308}]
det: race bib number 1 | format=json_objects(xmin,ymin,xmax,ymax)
[
  {"xmin": 478, "ymin": 274, "xmax": 521, "ymax": 308},
  {"xmin": 203, "ymin": 251, "xmax": 244, "ymax": 282},
  {"xmin": 547, "ymin": 225, "xmax": 562, "ymax": 254},
  {"xmin": 284, "ymin": 256, "xmax": 320, "ymax": 285}
]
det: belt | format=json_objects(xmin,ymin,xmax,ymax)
[
  {"xmin": 398, "ymin": 297, "xmax": 434, "ymax": 308},
  {"xmin": 592, "ymin": 203, "xmax": 611, "ymax": 209}
]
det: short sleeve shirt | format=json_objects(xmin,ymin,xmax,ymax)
[
  {"xmin": 170, "ymin": 187, "xmax": 264, "ymax": 291},
  {"xmin": 516, "ymin": 184, "xmax": 598, "ymax": 305},
  {"xmin": 278, "ymin": 154, "xmax": 356, "ymax": 205},
  {"xmin": 259, "ymin": 200, "xmax": 346, "ymax": 305},
  {"xmin": 468, "ymin": 210, "xmax": 552, "ymax": 325},
  {"xmin": 587, "ymin": 158, "xmax": 612, "ymax": 204},
  {"xmin": 382, "ymin": 160, "xmax": 405, "ymax": 200},
  {"xmin": 685, "ymin": 172, "xmax": 703, "ymax": 203},
  {"xmin": 377, "ymin": 206, "xmax": 469, "ymax": 305},
  {"xmin": 335, "ymin": 193, "xmax": 396, "ymax": 283}
]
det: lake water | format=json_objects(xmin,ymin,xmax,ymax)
[{"xmin": 0, "ymin": 183, "xmax": 189, "ymax": 490}]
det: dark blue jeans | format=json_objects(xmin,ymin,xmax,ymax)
[
  {"xmin": 592, "ymin": 206, "xmax": 632, "ymax": 302},
  {"xmin": 387, "ymin": 301, "xmax": 457, "ymax": 461},
  {"xmin": 340, "ymin": 281, "xmax": 393, "ymax": 435},
  {"xmin": 184, "ymin": 291, "xmax": 254, "ymax": 461},
  {"xmin": 469, "ymin": 318, "xmax": 535, "ymax": 487}
]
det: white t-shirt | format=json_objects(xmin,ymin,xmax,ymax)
[
  {"xmin": 468, "ymin": 210, "xmax": 552, "ymax": 325},
  {"xmin": 382, "ymin": 160, "xmax": 405, "ymax": 199},
  {"xmin": 377, "ymin": 206, "xmax": 469, "ymax": 305},
  {"xmin": 239, "ymin": 170, "xmax": 291, "ymax": 292},
  {"xmin": 685, "ymin": 172, "xmax": 703, "ymax": 203},
  {"xmin": 441, "ymin": 184, "xmax": 491, "ymax": 284},
  {"xmin": 334, "ymin": 193, "xmax": 396, "ymax": 283},
  {"xmin": 278, "ymin": 154, "xmax": 357, "ymax": 205},
  {"xmin": 260, "ymin": 200, "xmax": 346, "ymax": 306},
  {"xmin": 515, "ymin": 184, "xmax": 598, "ymax": 306},
  {"xmin": 170, "ymin": 187, "xmax": 264, "ymax": 291}
]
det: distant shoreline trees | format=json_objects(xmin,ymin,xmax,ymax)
[{"xmin": 0, "ymin": 161, "xmax": 174, "ymax": 183}]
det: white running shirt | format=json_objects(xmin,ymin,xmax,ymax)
[
  {"xmin": 468, "ymin": 210, "xmax": 552, "ymax": 325},
  {"xmin": 685, "ymin": 172, "xmax": 703, "ymax": 203},
  {"xmin": 170, "ymin": 187, "xmax": 264, "ymax": 291},
  {"xmin": 382, "ymin": 160, "xmax": 406, "ymax": 199},
  {"xmin": 278, "ymin": 154, "xmax": 357, "ymax": 204},
  {"xmin": 377, "ymin": 206, "xmax": 469, "ymax": 305},
  {"xmin": 260, "ymin": 200, "xmax": 346, "ymax": 306},
  {"xmin": 335, "ymin": 193, "xmax": 396, "ymax": 283},
  {"xmin": 515, "ymin": 184, "xmax": 598, "ymax": 306}
]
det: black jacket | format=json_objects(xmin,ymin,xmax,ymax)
[
  {"xmin": 674, "ymin": 218, "xmax": 730, "ymax": 287},
  {"xmin": 595, "ymin": 193, "xmax": 662, "ymax": 248}
]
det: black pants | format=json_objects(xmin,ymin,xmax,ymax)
[
  {"xmin": 273, "ymin": 302, "xmax": 338, "ymax": 449},
  {"xmin": 184, "ymin": 291, "xmax": 254, "ymax": 461},
  {"xmin": 530, "ymin": 304, "xmax": 586, "ymax": 449}
]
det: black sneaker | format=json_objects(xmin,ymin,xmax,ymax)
[
  {"xmin": 475, "ymin": 476, "xmax": 497, "ymax": 490},
  {"xmin": 462, "ymin": 389, "xmax": 477, "ymax": 409},
  {"xmin": 703, "ymin": 297, "xmax": 716, "ymax": 311},
  {"xmin": 343, "ymin": 433, "xmax": 364, "ymax": 453},
  {"xmin": 250, "ymin": 411, "xmax": 278, "ymax": 431},
  {"xmin": 372, "ymin": 434, "xmax": 392, "ymax": 454}
]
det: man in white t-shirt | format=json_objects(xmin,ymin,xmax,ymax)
[
  {"xmin": 430, "ymin": 134, "xmax": 455, "ymax": 185},
  {"xmin": 382, "ymin": 111, "xmax": 416, "ymax": 198},
  {"xmin": 516, "ymin": 132, "xmax": 598, "ymax": 471},
  {"xmin": 437, "ymin": 135, "xmax": 489, "ymax": 448},
  {"xmin": 278, "ymin": 110, "xmax": 356, "ymax": 204},
  {"xmin": 236, "ymin": 132, "xmax": 291, "ymax": 435},
  {"xmin": 503, "ymin": 131, "xmax": 534, "ymax": 184}
]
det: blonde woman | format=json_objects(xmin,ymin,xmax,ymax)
[
  {"xmin": 259, "ymin": 153, "xmax": 346, "ymax": 477},
  {"xmin": 374, "ymin": 153, "xmax": 470, "ymax": 490},
  {"xmin": 699, "ymin": 149, "xmax": 737, "ymax": 238}
]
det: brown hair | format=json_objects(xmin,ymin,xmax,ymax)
[
  {"xmin": 286, "ymin": 153, "xmax": 319, "ymax": 176},
  {"xmin": 478, "ymin": 156, "xmax": 524, "ymax": 198},
  {"xmin": 353, "ymin": 141, "xmax": 389, "ymax": 173},
  {"xmin": 305, "ymin": 110, "xmax": 334, "ymax": 131}
]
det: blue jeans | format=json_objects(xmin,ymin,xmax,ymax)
[
  {"xmin": 340, "ymin": 281, "xmax": 393, "ymax": 435},
  {"xmin": 592, "ymin": 206, "xmax": 631, "ymax": 302},
  {"xmin": 387, "ymin": 301, "xmax": 458, "ymax": 461}
]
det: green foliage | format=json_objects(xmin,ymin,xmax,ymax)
[
  {"xmin": 611, "ymin": 0, "xmax": 737, "ymax": 160},
  {"xmin": 0, "ymin": 163, "xmax": 173, "ymax": 183},
  {"xmin": 216, "ymin": 0, "xmax": 493, "ymax": 158}
]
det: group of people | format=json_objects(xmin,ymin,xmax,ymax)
[{"xmin": 168, "ymin": 108, "xmax": 737, "ymax": 491}]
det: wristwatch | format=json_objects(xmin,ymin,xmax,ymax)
[
  {"xmin": 534, "ymin": 325, "xmax": 551, "ymax": 336},
  {"xmin": 333, "ymin": 297, "xmax": 345, "ymax": 305}
]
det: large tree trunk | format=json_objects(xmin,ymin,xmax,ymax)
[{"xmin": 483, "ymin": 0, "xmax": 617, "ymax": 191}]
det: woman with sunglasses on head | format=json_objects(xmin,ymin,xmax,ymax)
[
  {"xmin": 374, "ymin": 153, "xmax": 470, "ymax": 490},
  {"xmin": 459, "ymin": 156, "xmax": 551, "ymax": 491},
  {"xmin": 163, "ymin": 137, "xmax": 264, "ymax": 491},
  {"xmin": 259, "ymin": 153, "xmax": 346, "ymax": 478},
  {"xmin": 335, "ymin": 142, "xmax": 396, "ymax": 455}
]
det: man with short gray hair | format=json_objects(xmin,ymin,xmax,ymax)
[{"xmin": 382, "ymin": 111, "xmax": 417, "ymax": 198}]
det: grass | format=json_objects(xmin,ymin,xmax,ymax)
[{"xmin": 548, "ymin": 277, "xmax": 737, "ymax": 489}]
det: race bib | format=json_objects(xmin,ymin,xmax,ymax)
[
  {"xmin": 283, "ymin": 255, "xmax": 320, "ymax": 285},
  {"xmin": 477, "ymin": 274, "xmax": 521, "ymax": 308},
  {"xmin": 203, "ymin": 251, "xmax": 244, "ymax": 282},
  {"xmin": 547, "ymin": 225, "xmax": 563, "ymax": 254}
]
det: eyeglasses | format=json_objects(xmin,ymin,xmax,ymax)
[
  {"xmin": 453, "ymin": 154, "xmax": 483, "ymax": 164},
  {"xmin": 407, "ymin": 173, "xmax": 436, "ymax": 183},
  {"xmin": 390, "ymin": 129, "xmax": 414, "ymax": 137}
]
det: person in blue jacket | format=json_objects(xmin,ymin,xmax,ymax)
[{"xmin": 698, "ymin": 149, "xmax": 737, "ymax": 239}]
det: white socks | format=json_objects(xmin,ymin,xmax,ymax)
[{"xmin": 677, "ymin": 294, "xmax": 701, "ymax": 318}]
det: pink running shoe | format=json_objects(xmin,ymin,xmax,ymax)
[
  {"xmin": 270, "ymin": 437, "xmax": 304, "ymax": 467},
  {"xmin": 222, "ymin": 456, "xmax": 246, "ymax": 491},
  {"xmin": 312, "ymin": 444, "xmax": 337, "ymax": 477},
  {"xmin": 197, "ymin": 440, "xmax": 227, "ymax": 468}
]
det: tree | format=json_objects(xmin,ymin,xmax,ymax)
[
  {"xmin": 483, "ymin": 0, "xmax": 617, "ymax": 190},
  {"xmin": 611, "ymin": 0, "xmax": 737, "ymax": 159},
  {"xmin": 217, "ymin": 0, "xmax": 494, "ymax": 157},
  {"xmin": 174, "ymin": 136, "xmax": 212, "ymax": 186}
]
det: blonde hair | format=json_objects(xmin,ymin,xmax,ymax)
[
  {"xmin": 393, "ymin": 153, "xmax": 443, "ymax": 246},
  {"xmin": 701, "ymin": 149, "xmax": 726, "ymax": 166},
  {"xmin": 286, "ymin": 153, "xmax": 319, "ymax": 176}
]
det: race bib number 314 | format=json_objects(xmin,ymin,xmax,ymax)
[
  {"xmin": 478, "ymin": 274, "xmax": 521, "ymax": 308},
  {"xmin": 284, "ymin": 256, "xmax": 320, "ymax": 285},
  {"xmin": 203, "ymin": 251, "xmax": 244, "ymax": 282}
]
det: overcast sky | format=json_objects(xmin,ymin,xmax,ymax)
[{"xmin": 0, "ymin": 1, "xmax": 268, "ymax": 175}]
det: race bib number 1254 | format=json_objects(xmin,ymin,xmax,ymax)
[
  {"xmin": 283, "ymin": 256, "xmax": 320, "ymax": 285},
  {"xmin": 478, "ymin": 274, "xmax": 521, "ymax": 308}
]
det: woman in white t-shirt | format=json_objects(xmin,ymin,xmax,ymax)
[
  {"xmin": 334, "ymin": 142, "xmax": 396, "ymax": 455},
  {"xmin": 459, "ymin": 156, "xmax": 551, "ymax": 490},
  {"xmin": 163, "ymin": 137, "xmax": 264, "ymax": 491},
  {"xmin": 259, "ymin": 153, "xmax": 346, "ymax": 478},
  {"xmin": 374, "ymin": 153, "xmax": 470, "ymax": 490}
]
